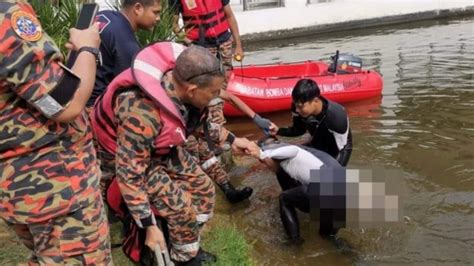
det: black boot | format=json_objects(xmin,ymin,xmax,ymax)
[
  {"xmin": 279, "ymin": 194, "xmax": 303, "ymax": 245},
  {"xmin": 173, "ymin": 248, "xmax": 216, "ymax": 266},
  {"xmin": 195, "ymin": 248, "xmax": 217, "ymax": 263},
  {"xmin": 218, "ymin": 182, "xmax": 253, "ymax": 203}
]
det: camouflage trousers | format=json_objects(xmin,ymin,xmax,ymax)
[
  {"xmin": 97, "ymin": 146, "xmax": 215, "ymax": 262},
  {"xmin": 5, "ymin": 194, "xmax": 112, "ymax": 265},
  {"xmin": 152, "ymin": 146, "xmax": 215, "ymax": 261},
  {"xmin": 185, "ymin": 135, "xmax": 231, "ymax": 186},
  {"xmin": 206, "ymin": 36, "xmax": 233, "ymax": 70},
  {"xmin": 206, "ymin": 36, "xmax": 234, "ymax": 127}
]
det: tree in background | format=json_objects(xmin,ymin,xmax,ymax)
[
  {"xmin": 105, "ymin": 0, "xmax": 176, "ymax": 46},
  {"xmin": 30, "ymin": 0, "xmax": 81, "ymax": 56},
  {"xmin": 31, "ymin": 0, "xmax": 176, "ymax": 57}
]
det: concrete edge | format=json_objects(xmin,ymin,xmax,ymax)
[{"xmin": 241, "ymin": 6, "xmax": 474, "ymax": 43}]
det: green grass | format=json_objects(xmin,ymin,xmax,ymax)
[
  {"xmin": 202, "ymin": 221, "xmax": 254, "ymax": 266},
  {"xmin": 108, "ymin": 220, "xmax": 255, "ymax": 265},
  {"xmin": 0, "ymin": 222, "xmax": 30, "ymax": 265},
  {"xmin": 0, "ymin": 219, "xmax": 254, "ymax": 265},
  {"xmin": 4, "ymin": 3, "xmax": 250, "ymax": 264}
]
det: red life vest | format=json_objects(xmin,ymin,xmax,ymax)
[
  {"xmin": 181, "ymin": 0, "xmax": 230, "ymax": 41},
  {"xmin": 91, "ymin": 42, "xmax": 187, "ymax": 155}
]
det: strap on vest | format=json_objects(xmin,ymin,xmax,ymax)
[
  {"xmin": 182, "ymin": 7, "xmax": 225, "ymax": 21},
  {"xmin": 198, "ymin": 24, "xmax": 206, "ymax": 46},
  {"xmin": 186, "ymin": 16, "xmax": 227, "ymax": 31},
  {"xmin": 169, "ymin": 146, "xmax": 180, "ymax": 166}
]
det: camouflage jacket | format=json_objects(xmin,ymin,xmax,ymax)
[
  {"xmin": 103, "ymin": 72, "xmax": 230, "ymax": 224},
  {"xmin": 0, "ymin": 0, "xmax": 100, "ymax": 224}
]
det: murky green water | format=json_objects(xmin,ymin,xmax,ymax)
[{"xmin": 221, "ymin": 17, "xmax": 474, "ymax": 265}]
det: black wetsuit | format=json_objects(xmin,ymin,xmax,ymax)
[{"xmin": 277, "ymin": 98, "xmax": 352, "ymax": 166}]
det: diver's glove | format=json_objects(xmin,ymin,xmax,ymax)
[{"xmin": 253, "ymin": 114, "xmax": 271, "ymax": 133}]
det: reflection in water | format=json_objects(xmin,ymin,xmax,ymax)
[{"xmin": 223, "ymin": 17, "xmax": 474, "ymax": 265}]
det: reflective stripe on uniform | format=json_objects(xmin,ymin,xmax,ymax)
[
  {"xmin": 172, "ymin": 240, "xmax": 200, "ymax": 253},
  {"xmin": 196, "ymin": 213, "xmax": 212, "ymax": 223},
  {"xmin": 32, "ymin": 94, "xmax": 64, "ymax": 118},
  {"xmin": 201, "ymin": 156, "xmax": 218, "ymax": 170}
]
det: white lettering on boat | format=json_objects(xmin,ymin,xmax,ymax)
[
  {"xmin": 234, "ymin": 83, "xmax": 293, "ymax": 98},
  {"xmin": 233, "ymin": 77, "xmax": 363, "ymax": 97},
  {"xmin": 343, "ymin": 78, "xmax": 362, "ymax": 89},
  {"xmin": 321, "ymin": 83, "xmax": 344, "ymax": 92},
  {"xmin": 265, "ymin": 87, "xmax": 293, "ymax": 97},
  {"xmin": 234, "ymin": 83, "xmax": 265, "ymax": 97}
]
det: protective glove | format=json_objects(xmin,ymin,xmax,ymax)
[{"xmin": 253, "ymin": 114, "xmax": 271, "ymax": 133}]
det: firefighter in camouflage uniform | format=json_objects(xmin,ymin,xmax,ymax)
[
  {"xmin": 0, "ymin": 0, "xmax": 111, "ymax": 265},
  {"xmin": 92, "ymin": 42, "xmax": 255, "ymax": 264}
]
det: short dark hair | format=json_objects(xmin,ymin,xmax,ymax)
[
  {"xmin": 257, "ymin": 136, "xmax": 279, "ymax": 148},
  {"xmin": 122, "ymin": 0, "xmax": 160, "ymax": 8},
  {"xmin": 174, "ymin": 46, "xmax": 224, "ymax": 88},
  {"xmin": 291, "ymin": 79, "xmax": 321, "ymax": 104}
]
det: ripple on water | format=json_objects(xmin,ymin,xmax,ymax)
[{"xmin": 227, "ymin": 17, "xmax": 474, "ymax": 265}]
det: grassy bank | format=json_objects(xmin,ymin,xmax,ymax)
[
  {"xmin": 201, "ymin": 220, "xmax": 254, "ymax": 266},
  {"xmin": 0, "ymin": 221, "xmax": 29, "ymax": 265},
  {"xmin": 0, "ymin": 219, "xmax": 253, "ymax": 265}
]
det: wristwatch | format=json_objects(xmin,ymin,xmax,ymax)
[{"xmin": 77, "ymin": 46, "xmax": 102, "ymax": 66}]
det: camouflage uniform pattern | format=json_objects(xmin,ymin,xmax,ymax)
[
  {"xmin": 185, "ymin": 135, "xmax": 230, "ymax": 186},
  {"xmin": 206, "ymin": 36, "xmax": 234, "ymax": 126},
  {"xmin": 154, "ymin": 145, "xmax": 215, "ymax": 225},
  {"xmin": 6, "ymin": 197, "xmax": 111, "ymax": 265},
  {"xmin": 0, "ymin": 0, "xmax": 111, "ymax": 264},
  {"xmin": 162, "ymin": 73, "xmax": 231, "ymax": 219},
  {"xmin": 206, "ymin": 36, "xmax": 234, "ymax": 70},
  {"xmin": 97, "ymin": 82, "xmax": 217, "ymax": 261},
  {"xmin": 207, "ymin": 100, "xmax": 226, "ymax": 126}
]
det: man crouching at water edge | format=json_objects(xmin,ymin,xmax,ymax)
[
  {"xmin": 269, "ymin": 79, "xmax": 352, "ymax": 167},
  {"xmin": 246, "ymin": 137, "xmax": 347, "ymax": 244},
  {"xmin": 92, "ymin": 43, "xmax": 255, "ymax": 264}
]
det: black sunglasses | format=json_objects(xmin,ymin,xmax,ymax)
[{"xmin": 185, "ymin": 58, "xmax": 225, "ymax": 82}]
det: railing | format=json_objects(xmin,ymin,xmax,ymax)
[{"xmin": 242, "ymin": 0, "xmax": 285, "ymax": 11}]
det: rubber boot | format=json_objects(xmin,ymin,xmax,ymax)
[
  {"xmin": 195, "ymin": 248, "xmax": 217, "ymax": 263},
  {"xmin": 218, "ymin": 182, "xmax": 253, "ymax": 203},
  {"xmin": 279, "ymin": 195, "xmax": 304, "ymax": 245}
]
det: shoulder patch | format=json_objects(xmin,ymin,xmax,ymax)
[
  {"xmin": 96, "ymin": 14, "xmax": 111, "ymax": 34},
  {"xmin": 11, "ymin": 10, "xmax": 42, "ymax": 42}
]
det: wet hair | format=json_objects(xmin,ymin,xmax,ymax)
[
  {"xmin": 291, "ymin": 79, "xmax": 321, "ymax": 104},
  {"xmin": 257, "ymin": 136, "xmax": 280, "ymax": 148},
  {"xmin": 173, "ymin": 46, "xmax": 224, "ymax": 88},
  {"xmin": 122, "ymin": 0, "xmax": 160, "ymax": 8},
  {"xmin": 258, "ymin": 136, "xmax": 291, "ymax": 154}
]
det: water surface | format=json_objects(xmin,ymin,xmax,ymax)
[{"xmin": 222, "ymin": 17, "xmax": 474, "ymax": 265}]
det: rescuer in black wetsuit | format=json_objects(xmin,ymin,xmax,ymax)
[{"xmin": 269, "ymin": 79, "xmax": 352, "ymax": 167}]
